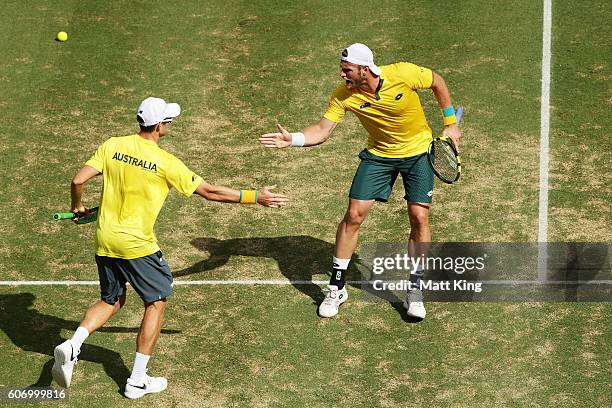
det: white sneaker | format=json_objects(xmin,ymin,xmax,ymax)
[
  {"xmin": 318, "ymin": 285, "xmax": 348, "ymax": 318},
  {"xmin": 403, "ymin": 288, "xmax": 426, "ymax": 319},
  {"xmin": 124, "ymin": 373, "xmax": 168, "ymax": 399},
  {"xmin": 403, "ymin": 300, "xmax": 427, "ymax": 318},
  {"xmin": 52, "ymin": 340, "xmax": 79, "ymax": 388},
  {"xmin": 404, "ymin": 274, "xmax": 427, "ymax": 319}
]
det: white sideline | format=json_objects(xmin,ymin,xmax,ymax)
[{"xmin": 537, "ymin": 0, "xmax": 553, "ymax": 282}]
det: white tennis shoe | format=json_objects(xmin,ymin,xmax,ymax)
[
  {"xmin": 52, "ymin": 340, "xmax": 79, "ymax": 388},
  {"xmin": 318, "ymin": 285, "xmax": 348, "ymax": 318},
  {"xmin": 124, "ymin": 372, "xmax": 168, "ymax": 399},
  {"xmin": 404, "ymin": 287, "xmax": 427, "ymax": 319}
]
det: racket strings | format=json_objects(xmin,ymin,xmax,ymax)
[{"xmin": 431, "ymin": 140, "xmax": 458, "ymax": 181}]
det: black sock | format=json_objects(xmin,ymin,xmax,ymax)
[
  {"xmin": 329, "ymin": 268, "xmax": 347, "ymax": 289},
  {"xmin": 409, "ymin": 271, "xmax": 424, "ymax": 291}
]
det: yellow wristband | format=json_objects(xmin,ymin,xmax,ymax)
[
  {"xmin": 443, "ymin": 115, "xmax": 457, "ymax": 126},
  {"xmin": 239, "ymin": 190, "xmax": 258, "ymax": 204}
]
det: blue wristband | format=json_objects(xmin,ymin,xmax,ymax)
[{"xmin": 442, "ymin": 106, "xmax": 456, "ymax": 117}]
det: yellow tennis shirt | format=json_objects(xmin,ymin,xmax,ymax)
[
  {"xmin": 85, "ymin": 134, "xmax": 202, "ymax": 259},
  {"xmin": 324, "ymin": 62, "xmax": 434, "ymax": 158}
]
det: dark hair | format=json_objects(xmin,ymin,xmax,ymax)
[
  {"xmin": 139, "ymin": 124, "xmax": 157, "ymax": 132},
  {"xmin": 137, "ymin": 115, "xmax": 157, "ymax": 132}
]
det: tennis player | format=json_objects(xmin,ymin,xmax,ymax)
[
  {"xmin": 52, "ymin": 97, "xmax": 288, "ymax": 398},
  {"xmin": 260, "ymin": 43, "xmax": 460, "ymax": 319}
]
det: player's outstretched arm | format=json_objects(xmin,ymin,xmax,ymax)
[
  {"xmin": 195, "ymin": 181, "xmax": 288, "ymax": 208},
  {"xmin": 259, "ymin": 117, "xmax": 337, "ymax": 149}
]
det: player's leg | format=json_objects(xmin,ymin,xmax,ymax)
[
  {"xmin": 52, "ymin": 256, "xmax": 127, "ymax": 388},
  {"xmin": 405, "ymin": 203, "xmax": 431, "ymax": 317},
  {"xmin": 123, "ymin": 252, "xmax": 172, "ymax": 399},
  {"xmin": 332, "ymin": 198, "xmax": 376, "ymax": 283},
  {"xmin": 124, "ymin": 299, "xmax": 169, "ymax": 399},
  {"xmin": 79, "ymin": 295, "xmax": 127, "ymax": 334},
  {"xmin": 319, "ymin": 149, "xmax": 397, "ymax": 318},
  {"xmin": 400, "ymin": 154, "xmax": 434, "ymax": 319},
  {"xmin": 318, "ymin": 199, "xmax": 375, "ymax": 318},
  {"xmin": 408, "ymin": 203, "xmax": 431, "ymax": 249},
  {"xmin": 136, "ymin": 299, "xmax": 167, "ymax": 355}
]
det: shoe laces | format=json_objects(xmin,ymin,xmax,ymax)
[{"xmin": 322, "ymin": 285, "xmax": 339, "ymax": 304}]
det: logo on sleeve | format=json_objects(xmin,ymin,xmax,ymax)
[
  {"xmin": 395, "ymin": 93, "xmax": 403, "ymax": 100},
  {"xmin": 359, "ymin": 102, "xmax": 371, "ymax": 109}
]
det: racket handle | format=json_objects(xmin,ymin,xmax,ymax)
[
  {"xmin": 53, "ymin": 207, "xmax": 99, "ymax": 224},
  {"xmin": 456, "ymin": 105, "xmax": 463, "ymax": 125},
  {"xmin": 75, "ymin": 213, "xmax": 98, "ymax": 224},
  {"xmin": 53, "ymin": 212, "xmax": 75, "ymax": 220}
]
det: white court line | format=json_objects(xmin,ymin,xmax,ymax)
[
  {"xmin": 0, "ymin": 280, "xmax": 328, "ymax": 286},
  {"xmin": 0, "ymin": 280, "xmax": 609, "ymax": 286},
  {"xmin": 538, "ymin": 0, "xmax": 553, "ymax": 282}
]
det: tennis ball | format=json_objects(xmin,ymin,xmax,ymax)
[{"xmin": 57, "ymin": 31, "xmax": 68, "ymax": 42}]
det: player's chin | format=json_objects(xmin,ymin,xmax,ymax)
[{"xmin": 344, "ymin": 80, "xmax": 354, "ymax": 89}]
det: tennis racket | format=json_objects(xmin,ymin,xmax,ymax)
[
  {"xmin": 53, "ymin": 207, "xmax": 98, "ymax": 224},
  {"xmin": 427, "ymin": 106, "xmax": 462, "ymax": 184}
]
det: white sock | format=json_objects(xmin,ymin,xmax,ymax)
[
  {"xmin": 70, "ymin": 326, "xmax": 89, "ymax": 351},
  {"xmin": 130, "ymin": 352, "xmax": 150, "ymax": 382},
  {"xmin": 332, "ymin": 256, "xmax": 350, "ymax": 270}
]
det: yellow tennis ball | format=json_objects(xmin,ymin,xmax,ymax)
[{"xmin": 57, "ymin": 31, "xmax": 68, "ymax": 42}]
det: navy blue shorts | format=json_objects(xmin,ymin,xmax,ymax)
[{"xmin": 95, "ymin": 251, "xmax": 173, "ymax": 304}]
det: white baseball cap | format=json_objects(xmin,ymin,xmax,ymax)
[
  {"xmin": 340, "ymin": 43, "xmax": 381, "ymax": 76},
  {"xmin": 136, "ymin": 97, "xmax": 181, "ymax": 126}
]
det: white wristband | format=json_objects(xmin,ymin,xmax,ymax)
[{"xmin": 290, "ymin": 132, "xmax": 305, "ymax": 147}]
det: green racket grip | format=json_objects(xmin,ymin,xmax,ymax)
[
  {"xmin": 53, "ymin": 212, "xmax": 75, "ymax": 220},
  {"xmin": 53, "ymin": 207, "xmax": 99, "ymax": 223}
]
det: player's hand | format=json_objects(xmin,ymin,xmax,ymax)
[
  {"xmin": 257, "ymin": 185, "xmax": 289, "ymax": 208},
  {"xmin": 71, "ymin": 205, "xmax": 90, "ymax": 222},
  {"xmin": 259, "ymin": 123, "xmax": 292, "ymax": 149},
  {"xmin": 443, "ymin": 123, "xmax": 461, "ymax": 151}
]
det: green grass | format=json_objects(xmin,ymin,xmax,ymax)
[
  {"xmin": 0, "ymin": 0, "xmax": 609, "ymax": 406},
  {"xmin": 548, "ymin": 0, "xmax": 612, "ymax": 240}
]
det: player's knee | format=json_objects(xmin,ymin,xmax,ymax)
[
  {"xmin": 344, "ymin": 208, "xmax": 367, "ymax": 227},
  {"xmin": 110, "ymin": 295, "xmax": 126, "ymax": 315},
  {"xmin": 408, "ymin": 211, "xmax": 429, "ymax": 229},
  {"xmin": 144, "ymin": 298, "xmax": 168, "ymax": 310}
]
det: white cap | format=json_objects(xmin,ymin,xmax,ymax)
[
  {"xmin": 340, "ymin": 43, "xmax": 381, "ymax": 76},
  {"xmin": 136, "ymin": 97, "xmax": 181, "ymax": 126}
]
